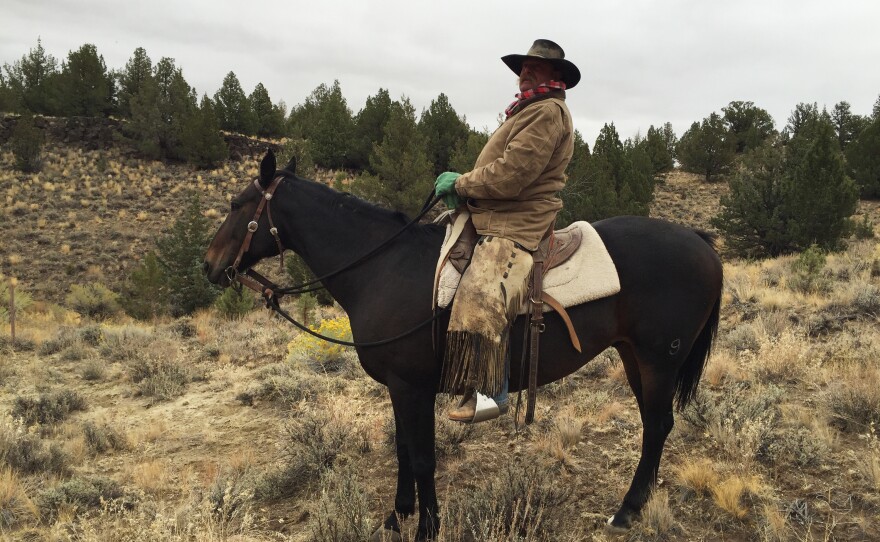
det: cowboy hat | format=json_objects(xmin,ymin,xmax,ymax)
[{"xmin": 501, "ymin": 39, "xmax": 581, "ymax": 89}]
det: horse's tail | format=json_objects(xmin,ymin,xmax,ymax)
[{"xmin": 674, "ymin": 229, "xmax": 722, "ymax": 410}]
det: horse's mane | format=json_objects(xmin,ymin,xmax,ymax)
[{"xmin": 281, "ymin": 174, "xmax": 441, "ymax": 236}]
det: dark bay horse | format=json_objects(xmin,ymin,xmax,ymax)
[{"xmin": 203, "ymin": 151, "xmax": 723, "ymax": 540}]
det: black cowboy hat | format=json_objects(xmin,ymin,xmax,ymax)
[{"xmin": 501, "ymin": 39, "xmax": 581, "ymax": 89}]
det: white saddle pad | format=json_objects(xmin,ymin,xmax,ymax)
[{"xmin": 434, "ymin": 212, "xmax": 621, "ymax": 314}]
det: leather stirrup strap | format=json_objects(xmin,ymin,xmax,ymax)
[
  {"xmin": 526, "ymin": 257, "xmax": 544, "ymax": 424},
  {"xmin": 541, "ymin": 292, "xmax": 582, "ymax": 353}
]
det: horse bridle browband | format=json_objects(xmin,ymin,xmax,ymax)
[{"xmin": 226, "ymin": 175, "xmax": 286, "ymax": 299}]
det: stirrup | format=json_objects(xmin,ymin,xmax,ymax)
[{"xmin": 472, "ymin": 393, "xmax": 505, "ymax": 423}]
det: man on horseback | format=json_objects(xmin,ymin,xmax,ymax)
[{"xmin": 434, "ymin": 39, "xmax": 580, "ymax": 423}]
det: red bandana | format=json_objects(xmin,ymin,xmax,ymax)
[{"xmin": 504, "ymin": 80, "xmax": 567, "ymax": 118}]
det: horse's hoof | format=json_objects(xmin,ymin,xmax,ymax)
[
  {"xmin": 370, "ymin": 527, "xmax": 403, "ymax": 542},
  {"xmin": 606, "ymin": 513, "xmax": 631, "ymax": 531}
]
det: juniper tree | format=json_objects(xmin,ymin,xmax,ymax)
[
  {"xmin": 181, "ymin": 95, "xmax": 228, "ymax": 169},
  {"xmin": 352, "ymin": 88, "xmax": 392, "ymax": 171},
  {"xmin": 249, "ymin": 82, "xmax": 286, "ymax": 138},
  {"xmin": 722, "ymin": 101, "xmax": 775, "ymax": 154},
  {"xmin": 352, "ymin": 97, "xmax": 433, "ymax": 217},
  {"xmin": 419, "ymin": 93, "xmax": 470, "ymax": 175},
  {"xmin": 448, "ymin": 129, "xmax": 490, "ymax": 173},
  {"xmin": 2, "ymin": 38, "xmax": 61, "ymax": 115},
  {"xmin": 676, "ymin": 113, "xmax": 736, "ymax": 181},
  {"xmin": 57, "ymin": 44, "xmax": 114, "ymax": 117},
  {"xmin": 214, "ymin": 72, "xmax": 256, "ymax": 135},
  {"xmin": 289, "ymin": 81, "xmax": 355, "ymax": 169},
  {"xmin": 156, "ymin": 193, "xmax": 219, "ymax": 316},
  {"xmin": 120, "ymin": 251, "xmax": 169, "ymax": 320},
  {"xmin": 117, "ymin": 47, "xmax": 153, "ymax": 118},
  {"xmin": 845, "ymin": 114, "xmax": 880, "ymax": 197},
  {"xmin": 10, "ymin": 111, "xmax": 44, "ymax": 172},
  {"xmin": 831, "ymin": 101, "xmax": 869, "ymax": 151},
  {"xmin": 643, "ymin": 125, "xmax": 674, "ymax": 174}
]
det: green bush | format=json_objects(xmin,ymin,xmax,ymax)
[
  {"xmin": 120, "ymin": 251, "xmax": 168, "ymax": 320},
  {"xmin": 214, "ymin": 286, "xmax": 255, "ymax": 319},
  {"xmin": 65, "ymin": 283, "xmax": 121, "ymax": 319},
  {"xmin": 789, "ymin": 245, "xmax": 830, "ymax": 294},
  {"xmin": 9, "ymin": 112, "xmax": 45, "ymax": 172}
]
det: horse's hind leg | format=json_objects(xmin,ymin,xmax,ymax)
[{"xmin": 608, "ymin": 344, "xmax": 678, "ymax": 529}]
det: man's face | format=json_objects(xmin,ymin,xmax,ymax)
[{"xmin": 518, "ymin": 59, "xmax": 560, "ymax": 92}]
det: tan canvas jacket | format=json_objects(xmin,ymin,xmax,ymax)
[{"xmin": 454, "ymin": 96, "xmax": 574, "ymax": 251}]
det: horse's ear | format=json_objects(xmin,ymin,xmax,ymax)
[
  {"xmin": 259, "ymin": 149, "xmax": 276, "ymax": 188},
  {"xmin": 283, "ymin": 155, "xmax": 297, "ymax": 175}
]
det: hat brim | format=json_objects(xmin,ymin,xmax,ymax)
[{"xmin": 502, "ymin": 54, "xmax": 581, "ymax": 89}]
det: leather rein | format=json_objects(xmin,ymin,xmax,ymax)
[{"xmin": 225, "ymin": 173, "xmax": 447, "ymax": 347}]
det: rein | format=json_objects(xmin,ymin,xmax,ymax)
[{"xmin": 227, "ymin": 172, "xmax": 445, "ymax": 347}]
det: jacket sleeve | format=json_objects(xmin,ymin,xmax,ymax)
[{"xmin": 455, "ymin": 101, "xmax": 563, "ymax": 200}]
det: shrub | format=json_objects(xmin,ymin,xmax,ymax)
[
  {"xmin": 120, "ymin": 251, "xmax": 168, "ymax": 320},
  {"xmin": 214, "ymin": 286, "xmax": 255, "ymax": 319},
  {"xmin": 0, "ymin": 279, "xmax": 33, "ymax": 323},
  {"xmin": 36, "ymin": 476, "xmax": 129, "ymax": 522},
  {"xmin": 83, "ymin": 421, "xmax": 128, "ymax": 455},
  {"xmin": 286, "ymin": 317, "xmax": 353, "ymax": 372},
  {"xmin": 826, "ymin": 378, "xmax": 880, "ymax": 432},
  {"xmin": 128, "ymin": 355, "xmax": 190, "ymax": 403},
  {"xmin": 309, "ymin": 466, "xmax": 372, "ymax": 542},
  {"xmin": 65, "ymin": 283, "xmax": 121, "ymax": 319},
  {"xmin": 0, "ymin": 468, "xmax": 38, "ymax": 530},
  {"xmin": 0, "ymin": 416, "xmax": 69, "ymax": 475},
  {"xmin": 445, "ymin": 462, "xmax": 570, "ymax": 540},
  {"xmin": 12, "ymin": 390, "xmax": 87, "ymax": 427},
  {"xmin": 788, "ymin": 245, "xmax": 831, "ymax": 294},
  {"xmin": 9, "ymin": 112, "xmax": 44, "ymax": 172}
]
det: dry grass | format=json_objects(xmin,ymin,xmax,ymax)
[{"xmin": 711, "ymin": 474, "xmax": 765, "ymax": 520}]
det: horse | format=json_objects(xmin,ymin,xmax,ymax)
[{"xmin": 203, "ymin": 151, "xmax": 723, "ymax": 540}]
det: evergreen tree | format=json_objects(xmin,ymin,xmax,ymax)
[
  {"xmin": 873, "ymin": 94, "xmax": 880, "ymax": 119},
  {"xmin": 3, "ymin": 38, "xmax": 61, "ymax": 115},
  {"xmin": 559, "ymin": 123, "xmax": 653, "ymax": 223},
  {"xmin": 156, "ymin": 193, "xmax": 219, "ymax": 316},
  {"xmin": 643, "ymin": 124, "xmax": 674, "ymax": 174},
  {"xmin": 722, "ymin": 100, "xmax": 775, "ymax": 153},
  {"xmin": 57, "ymin": 44, "xmax": 114, "ymax": 117},
  {"xmin": 352, "ymin": 88, "xmax": 392, "ymax": 171},
  {"xmin": 249, "ymin": 82, "xmax": 286, "ymax": 138},
  {"xmin": 713, "ymin": 119, "xmax": 858, "ymax": 257},
  {"xmin": 418, "ymin": 93, "xmax": 469, "ymax": 175},
  {"xmin": 127, "ymin": 77, "xmax": 163, "ymax": 159},
  {"xmin": 120, "ymin": 251, "xmax": 169, "ymax": 319},
  {"xmin": 785, "ymin": 102, "xmax": 819, "ymax": 139},
  {"xmin": 181, "ymin": 95, "xmax": 228, "ymax": 169},
  {"xmin": 783, "ymin": 118, "xmax": 858, "ymax": 250},
  {"xmin": 352, "ymin": 97, "xmax": 433, "ymax": 217},
  {"xmin": 845, "ymin": 115, "xmax": 880, "ymax": 197},
  {"xmin": 214, "ymin": 71, "xmax": 256, "ymax": 135},
  {"xmin": 661, "ymin": 122, "xmax": 677, "ymax": 162},
  {"xmin": 289, "ymin": 81, "xmax": 355, "ymax": 169},
  {"xmin": 557, "ymin": 129, "xmax": 593, "ymax": 226},
  {"xmin": 712, "ymin": 142, "xmax": 791, "ymax": 257},
  {"xmin": 117, "ymin": 47, "xmax": 152, "ymax": 118},
  {"xmin": 0, "ymin": 71, "xmax": 22, "ymax": 112},
  {"xmin": 830, "ymin": 101, "xmax": 868, "ymax": 150},
  {"xmin": 448, "ymin": 129, "xmax": 489, "ymax": 173},
  {"xmin": 676, "ymin": 113, "xmax": 736, "ymax": 181},
  {"xmin": 9, "ymin": 111, "xmax": 45, "ymax": 172},
  {"xmin": 154, "ymin": 57, "xmax": 197, "ymax": 160}
]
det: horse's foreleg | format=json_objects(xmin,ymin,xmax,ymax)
[
  {"xmin": 386, "ymin": 379, "xmax": 439, "ymax": 540},
  {"xmin": 610, "ymin": 350, "xmax": 677, "ymax": 530},
  {"xmin": 377, "ymin": 411, "xmax": 416, "ymax": 538}
]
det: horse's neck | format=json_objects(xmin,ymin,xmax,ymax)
[{"xmin": 280, "ymin": 184, "xmax": 437, "ymax": 310}]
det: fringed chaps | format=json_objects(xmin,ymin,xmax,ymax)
[{"xmin": 442, "ymin": 236, "xmax": 533, "ymax": 397}]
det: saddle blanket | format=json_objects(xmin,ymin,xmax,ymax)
[{"xmin": 434, "ymin": 213, "xmax": 621, "ymax": 314}]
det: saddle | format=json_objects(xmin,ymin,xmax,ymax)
[{"xmin": 434, "ymin": 211, "xmax": 621, "ymax": 424}]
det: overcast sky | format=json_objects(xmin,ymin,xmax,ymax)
[{"xmin": 2, "ymin": 0, "xmax": 879, "ymax": 144}]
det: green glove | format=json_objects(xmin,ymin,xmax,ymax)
[{"xmin": 434, "ymin": 171, "xmax": 463, "ymax": 209}]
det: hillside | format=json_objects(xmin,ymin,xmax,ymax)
[{"xmin": 0, "ymin": 132, "xmax": 879, "ymax": 541}]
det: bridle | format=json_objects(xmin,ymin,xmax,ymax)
[
  {"xmin": 225, "ymin": 174, "xmax": 287, "ymax": 300},
  {"xmin": 221, "ymin": 172, "xmax": 448, "ymax": 347}
]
